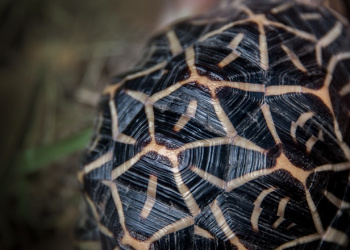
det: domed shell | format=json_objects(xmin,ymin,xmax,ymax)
[{"xmin": 78, "ymin": 0, "xmax": 350, "ymax": 249}]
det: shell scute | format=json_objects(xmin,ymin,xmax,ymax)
[{"xmin": 79, "ymin": 1, "xmax": 350, "ymax": 249}]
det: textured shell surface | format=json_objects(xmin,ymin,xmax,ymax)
[{"xmin": 79, "ymin": 0, "xmax": 350, "ymax": 249}]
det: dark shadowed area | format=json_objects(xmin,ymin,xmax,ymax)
[{"xmin": 0, "ymin": 0, "xmax": 162, "ymax": 249}]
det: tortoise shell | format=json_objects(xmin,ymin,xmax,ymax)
[{"xmin": 78, "ymin": 0, "xmax": 350, "ymax": 249}]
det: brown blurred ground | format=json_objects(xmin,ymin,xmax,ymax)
[{"xmin": 0, "ymin": 0, "xmax": 162, "ymax": 249}]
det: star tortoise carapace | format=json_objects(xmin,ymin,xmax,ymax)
[{"xmin": 78, "ymin": 0, "xmax": 350, "ymax": 249}]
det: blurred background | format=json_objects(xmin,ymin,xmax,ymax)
[
  {"xmin": 0, "ymin": 0, "xmax": 164, "ymax": 249},
  {"xmin": 0, "ymin": 0, "xmax": 349, "ymax": 249}
]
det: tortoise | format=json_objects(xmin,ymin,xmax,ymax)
[{"xmin": 77, "ymin": 0, "xmax": 350, "ymax": 249}]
